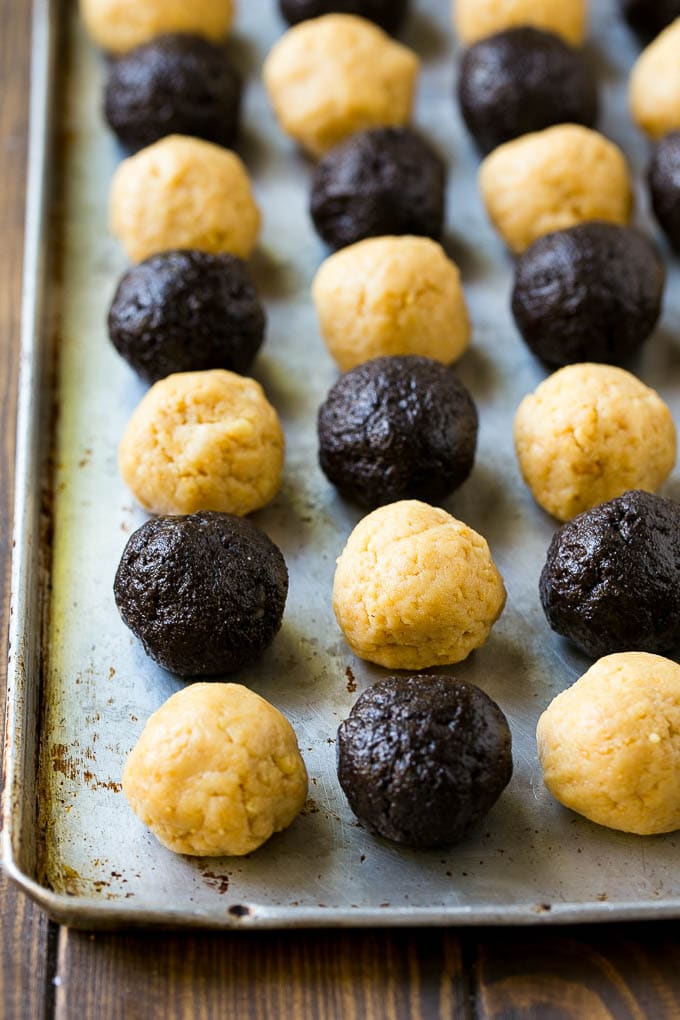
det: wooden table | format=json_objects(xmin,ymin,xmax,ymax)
[{"xmin": 2, "ymin": 3, "xmax": 680, "ymax": 1017}]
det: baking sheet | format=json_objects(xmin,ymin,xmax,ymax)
[{"xmin": 5, "ymin": 0, "xmax": 680, "ymax": 929}]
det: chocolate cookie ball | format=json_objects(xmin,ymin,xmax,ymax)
[
  {"xmin": 104, "ymin": 35, "xmax": 242, "ymax": 152},
  {"xmin": 540, "ymin": 490, "xmax": 680, "ymax": 660},
  {"xmin": 108, "ymin": 251, "xmax": 265, "ymax": 383},
  {"xmin": 622, "ymin": 0, "xmax": 680, "ymax": 40},
  {"xmin": 310, "ymin": 127, "xmax": 445, "ymax": 250},
  {"xmin": 649, "ymin": 132, "xmax": 680, "ymax": 251},
  {"xmin": 458, "ymin": 28, "xmax": 597, "ymax": 155},
  {"xmin": 279, "ymin": 0, "xmax": 409, "ymax": 34},
  {"xmin": 114, "ymin": 512, "xmax": 288, "ymax": 677},
  {"xmin": 512, "ymin": 223, "xmax": 665, "ymax": 368},
  {"xmin": 337, "ymin": 675, "xmax": 513, "ymax": 847},
  {"xmin": 318, "ymin": 356, "xmax": 478, "ymax": 508}
]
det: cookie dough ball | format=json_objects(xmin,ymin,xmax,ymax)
[
  {"xmin": 80, "ymin": 0, "xmax": 234, "ymax": 54},
  {"xmin": 333, "ymin": 500, "xmax": 506, "ymax": 669},
  {"xmin": 337, "ymin": 675, "xmax": 513, "ymax": 847},
  {"xmin": 310, "ymin": 127, "xmax": 445, "ymax": 250},
  {"xmin": 280, "ymin": 0, "xmax": 409, "ymax": 34},
  {"xmin": 109, "ymin": 135, "xmax": 261, "ymax": 263},
  {"xmin": 537, "ymin": 653, "xmax": 680, "ymax": 835},
  {"xmin": 649, "ymin": 132, "xmax": 680, "ymax": 251},
  {"xmin": 514, "ymin": 364, "xmax": 677, "ymax": 522},
  {"xmin": 263, "ymin": 15, "xmax": 419, "ymax": 158},
  {"xmin": 453, "ymin": 0, "xmax": 587, "ymax": 46},
  {"xmin": 621, "ymin": 0, "xmax": 680, "ymax": 39},
  {"xmin": 104, "ymin": 35, "xmax": 242, "ymax": 152},
  {"xmin": 114, "ymin": 512, "xmax": 288, "ymax": 676},
  {"xmin": 313, "ymin": 237, "xmax": 470, "ymax": 371},
  {"xmin": 123, "ymin": 683, "xmax": 307, "ymax": 855},
  {"xmin": 119, "ymin": 370, "xmax": 284, "ymax": 517},
  {"xmin": 318, "ymin": 356, "xmax": 478, "ymax": 508},
  {"xmin": 540, "ymin": 491, "xmax": 680, "ymax": 660},
  {"xmin": 108, "ymin": 251, "xmax": 265, "ymax": 383},
  {"xmin": 512, "ymin": 223, "xmax": 665, "ymax": 369},
  {"xmin": 630, "ymin": 20, "xmax": 680, "ymax": 140},
  {"xmin": 458, "ymin": 28, "xmax": 598, "ymax": 155}
]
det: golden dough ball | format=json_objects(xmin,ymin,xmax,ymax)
[
  {"xmin": 514, "ymin": 363, "xmax": 676, "ymax": 522},
  {"xmin": 123, "ymin": 683, "xmax": 308, "ymax": 856},
  {"xmin": 109, "ymin": 135, "xmax": 261, "ymax": 263},
  {"xmin": 453, "ymin": 0, "xmax": 587, "ymax": 46},
  {"xmin": 312, "ymin": 236, "xmax": 470, "ymax": 371},
  {"xmin": 119, "ymin": 369, "xmax": 285, "ymax": 517},
  {"xmin": 629, "ymin": 19, "xmax": 680, "ymax": 140},
  {"xmin": 333, "ymin": 500, "xmax": 506, "ymax": 670},
  {"xmin": 479, "ymin": 125, "xmax": 632, "ymax": 254},
  {"xmin": 537, "ymin": 653, "xmax": 680, "ymax": 835},
  {"xmin": 80, "ymin": 0, "xmax": 235, "ymax": 54},
  {"xmin": 263, "ymin": 15, "xmax": 419, "ymax": 158}
]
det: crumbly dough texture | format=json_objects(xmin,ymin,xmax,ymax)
[
  {"xmin": 123, "ymin": 683, "xmax": 308, "ymax": 856},
  {"xmin": 333, "ymin": 500, "xmax": 506, "ymax": 669},
  {"xmin": 109, "ymin": 135, "xmax": 260, "ymax": 263},
  {"xmin": 263, "ymin": 14, "xmax": 419, "ymax": 157},
  {"xmin": 80, "ymin": 0, "xmax": 234, "ymax": 54},
  {"xmin": 479, "ymin": 125, "xmax": 632, "ymax": 254},
  {"xmin": 629, "ymin": 19, "xmax": 680, "ymax": 140},
  {"xmin": 312, "ymin": 236, "xmax": 470, "ymax": 371},
  {"xmin": 537, "ymin": 653, "xmax": 680, "ymax": 835},
  {"xmin": 453, "ymin": 0, "xmax": 586, "ymax": 46},
  {"xmin": 119, "ymin": 369, "xmax": 284, "ymax": 517},
  {"xmin": 514, "ymin": 363, "xmax": 676, "ymax": 522}
]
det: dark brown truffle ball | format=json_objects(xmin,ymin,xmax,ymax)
[
  {"xmin": 540, "ymin": 490, "xmax": 680, "ymax": 660},
  {"xmin": 310, "ymin": 127, "xmax": 445, "ymax": 250},
  {"xmin": 317, "ymin": 356, "xmax": 478, "ymax": 508},
  {"xmin": 337, "ymin": 675, "xmax": 513, "ymax": 847},
  {"xmin": 104, "ymin": 34, "xmax": 242, "ymax": 151},
  {"xmin": 279, "ymin": 0, "xmax": 409, "ymax": 34},
  {"xmin": 114, "ymin": 512, "xmax": 288, "ymax": 677},
  {"xmin": 621, "ymin": 0, "xmax": 680, "ymax": 39},
  {"xmin": 108, "ymin": 250, "xmax": 266, "ymax": 383},
  {"xmin": 649, "ymin": 132, "xmax": 680, "ymax": 252},
  {"xmin": 457, "ymin": 27, "xmax": 598, "ymax": 155},
  {"xmin": 511, "ymin": 222, "xmax": 665, "ymax": 368}
]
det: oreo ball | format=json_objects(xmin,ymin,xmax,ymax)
[
  {"xmin": 279, "ymin": 0, "xmax": 409, "ymax": 34},
  {"xmin": 104, "ymin": 34, "xmax": 242, "ymax": 151},
  {"xmin": 114, "ymin": 512, "xmax": 288, "ymax": 677},
  {"xmin": 337, "ymin": 675, "xmax": 513, "ymax": 847},
  {"xmin": 108, "ymin": 250, "xmax": 266, "ymax": 383},
  {"xmin": 310, "ymin": 127, "xmax": 445, "ymax": 250},
  {"xmin": 649, "ymin": 131, "xmax": 680, "ymax": 252},
  {"xmin": 318, "ymin": 355, "xmax": 478, "ymax": 508},
  {"xmin": 512, "ymin": 222, "xmax": 665, "ymax": 368},
  {"xmin": 458, "ymin": 27, "xmax": 598, "ymax": 155},
  {"xmin": 621, "ymin": 0, "xmax": 680, "ymax": 39},
  {"xmin": 540, "ymin": 490, "xmax": 680, "ymax": 660}
]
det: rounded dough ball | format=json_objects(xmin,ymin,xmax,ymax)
[
  {"xmin": 630, "ymin": 19, "xmax": 680, "ymax": 141},
  {"xmin": 109, "ymin": 135, "xmax": 261, "ymax": 263},
  {"xmin": 80, "ymin": 0, "xmax": 234, "ymax": 54},
  {"xmin": 263, "ymin": 14, "xmax": 419, "ymax": 157},
  {"xmin": 118, "ymin": 369, "xmax": 285, "ymax": 517},
  {"xmin": 333, "ymin": 500, "xmax": 506, "ymax": 669},
  {"xmin": 312, "ymin": 236, "xmax": 470, "ymax": 371},
  {"xmin": 514, "ymin": 364, "xmax": 676, "ymax": 522},
  {"xmin": 479, "ymin": 125, "xmax": 632, "ymax": 254},
  {"xmin": 537, "ymin": 653, "xmax": 680, "ymax": 835},
  {"xmin": 453, "ymin": 0, "xmax": 587, "ymax": 46},
  {"xmin": 123, "ymin": 683, "xmax": 308, "ymax": 856}
]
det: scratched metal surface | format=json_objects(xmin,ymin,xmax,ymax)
[{"xmin": 5, "ymin": 0, "xmax": 680, "ymax": 928}]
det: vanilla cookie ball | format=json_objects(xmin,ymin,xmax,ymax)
[
  {"xmin": 514, "ymin": 364, "xmax": 676, "ymax": 522},
  {"xmin": 537, "ymin": 653, "xmax": 680, "ymax": 835},
  {"xmin": 119, "ymin": 369, "xmax": 284, "ymax": 517},
  {"xmin": 453, "ymin": 0, "xmax": 587, "ymax": 46},
  {"xmin": 263, "ymin": 15, "xmax": 419, "ymax": 157},
  {"xmin": 80, "ymin": 0, "xmax": 234, "ymax": 54},
  {"xmin": 123, "ymin": 684, "xmax": 308, "ymax": 856},
  {"xmin": 333, "ymin": 500, "xmax": 506, "ymax": 669},
  {"xmin": 479, "ymin": 125, "xmax": 632, "ymax": 254},
  {"xmin": 109, "ymin": 135, "xmax": 260, "ymax": 263},
  {"xmin": 630, "ymin": 19, "xmax": 680, "ymax": 140},
  {"xmin": 313, "ymin": 237, "xmax": 470, "ymax": 371}
]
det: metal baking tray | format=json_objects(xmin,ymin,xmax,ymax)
[{"xmin": 5, "ymin": 0, "xmax": 680, "ymax": 930}]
